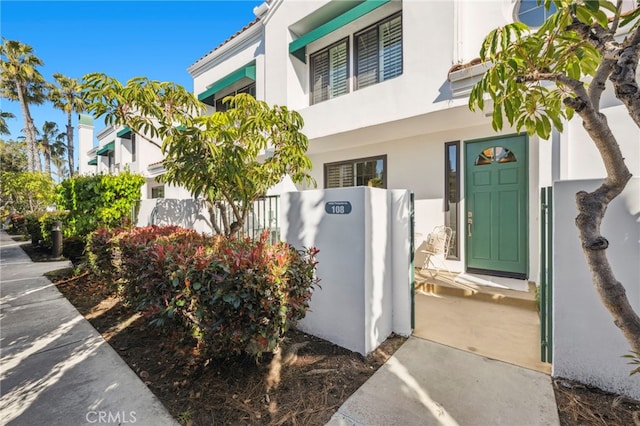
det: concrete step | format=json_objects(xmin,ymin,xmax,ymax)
[{"xmin": 415, "ymin": 270, "xmax": 538, "ymax": 312}]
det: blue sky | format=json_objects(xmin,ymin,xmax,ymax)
[{"xmin": 1, "ymin": 0, "xmax": 262, "ymax": 142}]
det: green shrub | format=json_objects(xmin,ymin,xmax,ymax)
[
  {"xmin": 6, "ymin": 213, "xmax": 27, "ymax": 234},
  {"xmin": 87, "ymin": 225, "xmax": 320, "ymax": 360},
  {"xmin": 85, "ymin": 227, "xmax": 121, "ymax": 286},
  {"xmin": 63, "ymin": 236, "xmax": 87, "ymax": 262},
  {"xmin": 24, "ymin": 210, "xmax": 70, "ymax": 248},
  {"xmin": 56, "ymin": 171, "xmax": 145, "ymax": 238},
  {"xmin": 25, "ymin": 212, "xmax": 44, "ymax": 245}
]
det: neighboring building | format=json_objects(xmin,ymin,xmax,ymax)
[
  {"xmin": 77, "ymin": 115, "xmax": 191, "ymax": 201},
  {"xmin": 188, "ymin": 0, "xmax": 639, "ymax": 291}
]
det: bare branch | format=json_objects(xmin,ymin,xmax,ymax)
[
  {"xmin": 610, "ymin": 0, "xmax": 624, "ymax": 33},
  {"xmin": 589, "ymin": 59, "xmax": 616, "ymax": 113}
]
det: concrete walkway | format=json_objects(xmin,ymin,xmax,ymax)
[
  {"xmin": 0, "ymin": 231, "xmax": 177, "ymax": 426},
  {"xmin": 328, "ymin": 336, "xmax": 559, "ymax": 425}
]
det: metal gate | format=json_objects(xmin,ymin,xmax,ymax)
[{"xmin": 540, "ymin": 186, "xmax": 553, "ymax": 363}]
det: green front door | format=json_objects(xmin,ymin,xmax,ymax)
[{"xmin": 465, "ymin": 135, "xmax": 528, "ymax": 278}]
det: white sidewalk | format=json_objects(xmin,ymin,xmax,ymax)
[{"xmin": 0, "ymin": 231, "xmax": 178, "ymax": 426}]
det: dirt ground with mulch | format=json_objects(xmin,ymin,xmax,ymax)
[{"xmin": 20, "ymin": 240, "xmax": 640, "ymax": 425}]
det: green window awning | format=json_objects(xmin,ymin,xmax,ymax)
[
  {"xmin": 289, "ymin": 0, "xmax": 390, "ymax": 63},
  {"xmin": 117, "ymin": 126, "xmax": 132, "ymax": 138},
  {"xmin": 197, "ymin": 62, "xmax": 256, "ymax": 105},
  {"xmin": 97, "ymin": 141, "xmax": 115, "ymax": 156},
  {"xmin": 88, "ymin": 157, "xmax": 98, "ymax": 166}
]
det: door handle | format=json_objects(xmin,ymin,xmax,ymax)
[{"xmin": 467, "ymin": 211, "xmax": 473, "ymax": 237}]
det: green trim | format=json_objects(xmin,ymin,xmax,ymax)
[
  {"xmin": 87, "ymin": 157, "xmax": 98, "ymax": 166},
  {"xmin": 78, "ymin": 114, "xmax": 93, "ymax": 126},
  {"xmin": 289, "ymin": 0, "xmax": 390, "ymax": 63},
  {"xmin": 410, "ymin": 192, "xmax": 415, "ymax": 330},
  {"xmin": 540, "ymin": 186, "xmax": 553, "ymax": 363},
  {"xmin": 197, "ymin": 62, "xmax": 256, "ymax": 105},
  {"xmin": 96, "ymin": 141, "xmax": 115, "ymax": 156},
  {"xmin": 117, "ymin": 126, "xmax": 132, "ymax": 138}
]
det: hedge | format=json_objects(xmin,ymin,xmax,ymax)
[{"xmin": 86, "ymin": 225, "xmax": 319, "ymax": 359}]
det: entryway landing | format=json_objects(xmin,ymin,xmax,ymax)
[
  {"xmin": 414, "ymin": 269, "xmax": 550, "ymax": 374},
  {"xmin": 416, "ymin": 270, "xmax": 536, "ymax": 307}
]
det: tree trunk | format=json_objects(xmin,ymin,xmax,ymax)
[
  {"xmin": 43, "ymin": 142, "xmax": 51, "ymax": 177},
  {"xmin": 575, "ymin": 185, "xmax": 640, "ymax": 354},
  {"xmin": 14, "ymin": 80, "xmax": 35, "ymax": 172},
  {"xmin": 574, "ymin": 108, "xmax": 640, "ymax": 354},
  {"xmin": 66, "ymin": 112, "xmax": 74, "ymax": 177}
]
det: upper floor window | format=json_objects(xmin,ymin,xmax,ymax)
[
  {"xmin": 517, "ymin": 0, "xmax": 556, "ymax": 27},
  {"xmin": 355, "ymin": 13, "xmax": 403, "ymax": 90},
  {"xmin": 215, "ymin": 83, "xmax": 256, "ymax": 112},
  {"xmin": 325, "ymin": 155, "xmax": 386, "ymax": 189},
  {"xmin": 309, "ymin": 12, "xmax": 403, "ymax": 105},
  {"xmin": 310, "ymin": 38, "xmax": 349, "ymax": 105}
]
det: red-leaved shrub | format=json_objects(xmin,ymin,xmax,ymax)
[{"xmin": 85, "ymin": 225, "xmax": 319, "ymax": 359}]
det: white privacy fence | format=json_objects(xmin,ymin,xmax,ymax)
[
  {"xmin": 135, "ymin": 196, "xmax": 281, "ymax": 242},
  {"xmin": 280, "ymin": 187, "xmax": 413, "ymax": 356}
]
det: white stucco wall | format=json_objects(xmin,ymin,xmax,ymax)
[
  {"xmin": 553, "ymin": 178, "xmax": 640, "ymax": 400},
  {"xmin": 280, "ymin": 187, "xmax": 411, "ymax": 355},
  {"xmin": 77, "ymin": 123, "xmax": 95, "ymax": 176},
  {"xmin": 560, "ymin": 105, "xmax": 640, "ymax": 180},
  {"xmin": 136, "ymin": 198, "xmax": 212, "ymax": 234},
  {"xmin": 189, "ymin": 23, "xmax": 264, "ymax": 99}
]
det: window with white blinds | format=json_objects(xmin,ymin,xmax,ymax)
[
  {"xmin": 311, "ymin": 39, "xmax": 349, "ymax": 105},
  {"xmin": 356, "ymin": 13, "xmax": 402, "ymax": 90},
  {"xmin": 214, "ymin": 83, "xmax": 256, "ymax": 112},
  {"xmin": 308, "ymin": 12, "xmax": 403, "ymax": 104},
  {"xmin": 325, "ymin": 155, "xmax": 387, "ymax": 189}
]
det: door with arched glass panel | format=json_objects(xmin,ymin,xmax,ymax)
[{"xmin": 465, "ymin": 135, "xmax": 528, "ymax": 278}]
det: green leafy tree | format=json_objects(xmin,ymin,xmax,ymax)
[
  {"xmin": 0, "ymin": 138, "xmax": 27, "ymax": 172},
  {"xmin": 82, "ymin": 74, "xmax": 315, "ymax": 236},
  {"xmin": 0, "ymin": 171, "xmax": 55, "ymax": 216},
  {"xmin": 0, "ymin": 110, "xmax": 15, "ymax": 135},
  {"xmin": 49, "ymin": 73, "xmax": 86, "ymax": 177},
  {"xmin": 0, "ymin": 39, "xmax": 47, "ymax": 173},
  {"xmin": 469, "ymin": 1, "xmax": 640, "ymax": 353}
]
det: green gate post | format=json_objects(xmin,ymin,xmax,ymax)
[
  {"xmin": 540, "ymin": 187, "xmax": 553, "ymax": 363},
  {"xmin": 410, "ymin": 192, "xmax": 415, "ymax": 330}
]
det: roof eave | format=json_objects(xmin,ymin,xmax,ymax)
[{"xmin": 187, "ymin": 21, "xmax": 263, "ymax": 78}]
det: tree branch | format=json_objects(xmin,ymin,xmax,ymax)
[
  {"xmin": 610, "ymin": 0, "xmax": 624, "ymax": 34},
  {"xmin": 609, "ymin": 26, "xmax": 640, "ymax": 127},
  {"xmin": 589, "ymin": 58, "xmax": 616, "ymax": 113},
  {"xmin": 206, "ymin": 203, "xmax": 223, "ymax": 235}
]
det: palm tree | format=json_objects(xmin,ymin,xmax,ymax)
[
  {"xmin": 0, "ymin": 110, "xmax": 15, "ymax": 135},
  {"xmin": 50, "ymin": 133, "xmax": 68, "ymax": 182},
  {"xmin": 36, "ymin": 121, "xmax": 61, "ymax": 177},
  {"xmin": 0, "ymin": 39, "xmax": 47, "ymax": 173},
  {"xmin": 49, "ymin": 73, "xmax": 86, "ymax": 177}
]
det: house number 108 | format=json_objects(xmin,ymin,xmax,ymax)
[{"xmin": 325, "ymin": 201, "xmax": 352, "ymax": 215}]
